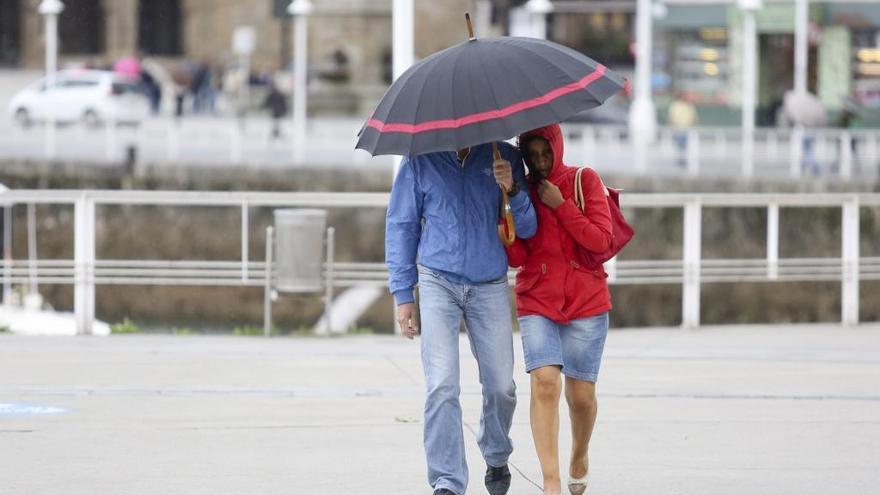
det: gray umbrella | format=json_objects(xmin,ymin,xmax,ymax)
[
  {"xmin": 356, "ymin": 30, "xmax": 625, "ymax": 156},
  {"xmin": 780, "ymin": 90, "xmax": 827, "ymax": 128}
]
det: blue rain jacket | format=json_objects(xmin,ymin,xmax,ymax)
[{"xmin": 385, "ymin": 142, "xmax": 537, "ymax": 305}]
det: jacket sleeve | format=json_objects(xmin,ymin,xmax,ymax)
[
  {"xmin": 385, "ymin": 159, "xmax": 423, "ymax": 305},
  {"xmin": 553, "ymin": 169, "xmax": 613, "ymax": 253},
  {"xmin": 506, "ymin": 146, "xmax": 537, "ymax": 239},
  {"xmin": 506, "ymin": 238, "xmax": 529, "ymax": 268}
]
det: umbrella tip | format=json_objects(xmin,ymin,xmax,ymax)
[{"xmin": 465, "ymin": 12, "xmax": 476, "ymax": 41}]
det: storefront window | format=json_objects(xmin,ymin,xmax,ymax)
[
  {"xmin": 666, "ymin": 29, "xmax": 729, "ymax": 104},
  {"xmin": 852, "ymin": 29, "xmax": 880, "ymax": 108}
]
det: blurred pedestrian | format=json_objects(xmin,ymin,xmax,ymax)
[
  {"xmin": 139, "ymin": 68, "xmax": 161, "ymax": 114},
  {"xmin": 190, "ymin": 62, "xmax": 216, "ymax": 114},
  {"xmin": 667, "ymin": 92, "xmax": 699, "ymax": 167},
  {"xmin": 835, "ymin": 95, "xmax": 864, "ymax": 173},
  {"xmin": 778, "ymin": 90, "xmax": 827, "ymax": 176},
  {"xmin": 263, "ymin": 83, "xmax": 288, "ymax": 139}
]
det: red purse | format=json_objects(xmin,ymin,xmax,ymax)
[{"xmin": 573, "ymin": 168, "xmax": 634, "ymax": 268}]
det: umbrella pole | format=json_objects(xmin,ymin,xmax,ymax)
[
  {"xmin": 465, "ymin": 13, "xmax": 475, "ymax": 41},
  {"xmin": 493, "ymin": 142, "xmax": 516, "ymax": 247}
]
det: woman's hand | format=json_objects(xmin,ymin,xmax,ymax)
[{"xmin": 537, "ymin": 179, "xmax": 564, "ymax": 209}]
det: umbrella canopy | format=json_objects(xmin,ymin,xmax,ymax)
[
  {"xmin": 781, "ymin": 90, "xmax": 827, "ymax": 128},
  {"xmin": 356, "ymin": 36, "xmax": 625, "ymax": 156},
  {"xmin": 113, "ymin": 56, "xmax": 142, "ymax": 78}
]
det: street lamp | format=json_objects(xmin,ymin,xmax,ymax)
[
  {"xmin": 38, "ymin": 0, "xmax": 63, "ymax": 80},
  {"xmin": 39, "ymin": 0, "xmax": 63, "ymax": 159},
  {"xmin": 288, "ymin": 0, "xmax": 312, "ymax": 163},
  {"xmin": 525, "ymin": 0, "xmax": 553, "ymax": 39},
  {"xmin": 628, "ymin": 0, "xmax": 657, "ymax": 173},
  {"xmin": 738, "ymin": 0, "xmax": 763, "ymax": 178},
  {"xmin": 794, "ymin": 0, "xmax": 808, "ymax": 95}
]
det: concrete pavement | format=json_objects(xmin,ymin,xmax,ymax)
[{"xmin": 1, "ymin": 324, "xmax": 879, "ymax": 494}]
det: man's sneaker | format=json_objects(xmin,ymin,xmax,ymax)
[
  {"xmin": 433, "ymin": 489, "xmax": 456, "ymax": 495},
  {"xmin": 485, "ymin": 464, "xmax": 512, "ymax": 495}
]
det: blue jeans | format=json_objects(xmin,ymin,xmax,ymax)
[{"xmin": 417, "ymin": 265, "xmax": 517, "ymax": 495}]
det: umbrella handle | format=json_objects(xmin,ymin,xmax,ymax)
[{"xmin": 493, "ymin": 142, "xmax": 516, "ymax": 247}]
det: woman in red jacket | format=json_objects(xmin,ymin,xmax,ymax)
[{"xmin": 508, "ymin": 124, "xmax": 613, "ymax": 495}]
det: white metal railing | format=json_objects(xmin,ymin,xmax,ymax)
[
  {"xmin": 0, "ymin": 189, "xmax": 877, "ymax": 334},
  {"xmin": 563, "ymin": 124, "xmax": 880, "ymax": 181},
  {"xmin": 1, "ymin": 119, "xmax": 878, "ymax": 180}
]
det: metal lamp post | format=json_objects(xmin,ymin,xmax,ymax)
[
  {"xmin": 628, "ymin": 0, "xmax": 657, "ymax": 173},
  {"xmin": 794, "ymin": 0, "xmax": 808, "ymax": 96},
  {"xmin": 288, "ymin": 0, "xmax": 312, "ymax": 164},
  {"xmin": 739, "ymin": 0, "xmax": 762, "ymax": 178},
  {"xmin": 390, "ymin": 0, "xmax": 414, "ymax": 179},
  {"xmin": 39, "ymin": 0, "xmax": 63, "ymax": 160},
  {"xmin": 525, "ymin": 0, "xmax": 553, "ymax": 39}
]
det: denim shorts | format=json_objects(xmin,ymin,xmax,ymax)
[{"xmin": 518, "ymin": 312, "xmax": 609, "ymax": 383}]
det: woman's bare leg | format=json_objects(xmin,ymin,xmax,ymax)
[
  {"xmin": 565, "ymin": 377, "xmax": 597, "ymax": 481},
  {"xmin": 531, "ymin": 366, "xmax": 563, "ymax": 493}
]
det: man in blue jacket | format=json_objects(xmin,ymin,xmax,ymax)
[{"xmin": 386, "ymin": 142, "xmax": 537, "ymax": 495}]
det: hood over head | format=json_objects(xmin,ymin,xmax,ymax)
[{"xmin": 518, "ymin": 124, "xmax": 566, "ymax": 182}]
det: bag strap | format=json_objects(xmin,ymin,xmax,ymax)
[
  {"xmin": 573, "ymin": 167, "xmax": 585, "ymax": 212},
  {"xmin": 574, "ymin": 167, "xmax": 613, "ymax": 213}
]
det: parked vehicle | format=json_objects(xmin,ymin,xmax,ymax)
[{"xmin": 7, "ymin": 70, "xmax": 149, "ymax": 127}]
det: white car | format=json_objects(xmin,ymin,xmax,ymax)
[{"xmin": 7, "ymin": 70, "xmax": 150, "ymax": 127}]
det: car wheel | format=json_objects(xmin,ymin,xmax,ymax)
[
  {"xmin": 82, "ymin": 110, "xmax": 101, "ymax": 128},
  {"xmin": 14, "ymin": 108, "xmax": 31, "ymax": 128}
]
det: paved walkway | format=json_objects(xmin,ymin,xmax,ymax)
[{"xmin": 1, "ymin": 324, "xmax": 879, "ymax": 494}]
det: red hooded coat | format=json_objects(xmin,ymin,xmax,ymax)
[{"xmin": 508, "ymin": 124, "xmax": 613, "ymax": 323}]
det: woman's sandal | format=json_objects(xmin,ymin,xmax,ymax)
[{"xmin": 567, "ymin": 473, "xmax": 589, "ymax": 495}]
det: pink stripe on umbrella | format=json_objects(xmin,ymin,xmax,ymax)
[{"xmin": 367, "ymin": 65, "xmax": 607, "ymax": 135}]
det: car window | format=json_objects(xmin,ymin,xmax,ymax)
[
  {"xmin": 59, "ymin": 79, "xmax": 100, "ymax": 88},
  {"xmin": 112, "ymin": 82, "xmax": 144, "ymax": 95}
]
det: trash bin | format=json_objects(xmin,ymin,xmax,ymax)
[{"xmin": 273, "ymin": 209, "xmax": 327, "ymax": 292}]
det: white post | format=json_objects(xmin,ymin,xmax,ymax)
[
  {"xmin": 391, "ymin": 0, "xmax": 414, "ymax": 179},
  {"xmin": 840, "ymin": 132, "xmax": 853, "ymax": 179},
  {"xmin": 682, "ymin": 200, "xmax": 702, "ymax": 329},
  {"xmin": 525, "ymin": 0, "xmax": 553, "ymax": 39},
  {"xmin": 740, "ymin": 1, "xmax": 760, "ymax": 179},
  {"xmin": 263, "ymin": 226, "xmax": 274, "ymax": 337},
  {"xmin": 605, "ymin": 255, "xmax": 618, "ymax": 283},
  {"xmin": 241, "ymin": 201, "xmax": 249, "ymax": 282},
  {"xmin": 766, "ymin": 203, "xmax": 779, "ymax": 280},
  {"xmin": 27, "ymin": 203, "xmax": 38, "ymax": 296},
  {"xmin": 167, "ymin": 121, "xmax": 180, "ymax": 162},
  {"xmin": 105, "ymin": 96, "xmax": 117, "ymax": 162},
  {"xmin": 628, "ymin": 0, "xmax": 657, "ymax": 174},
  {"xmin": 240, "ymin": 53, "xmax": 250, "ymax": 114},
  {"xmin": 2, "ymin": 203, "xmax": 11, "ymax": 304},
  {"xmin": 323, "ymin": 226, "xmax": 336, "ymax": 335},
  {"xmin": 790, "ymin": 126, "xmax": 803, "ymax": 177},
  {"xmin": 794, "ymin": 0, "xmax": 809, "ymax": 96},
  {"xmin": 841, "ymin": 198, "xmax": 860, "ymax": 326},
  {"xmin": 686, "ymin": 128, "xmax": 700, "ymax": 176},
  {"xmin": 39, "ymin": 0, "xmax": 64, "ymax": 160},
  {"xmin": 74, "ymin": 195, "xmax": 95, "ymax": 335},
  {"xmin": 768, "ymin": 129, "xmax": 778, "ymax": 159},
  {"xmin": 230, "ymin": 121, "xmax": 243, "ymax": 162},
  {"xmin": 582, "ymin": 127, "xmax": 596, "ymax": 165},
  {"xmin": 289, "ymin": 0, "xmax": 312, "ymax": 165}
]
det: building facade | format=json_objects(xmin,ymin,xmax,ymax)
[{"xmin": 2, "ymin": 0, "xmax": 476, "ymax": 87}]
